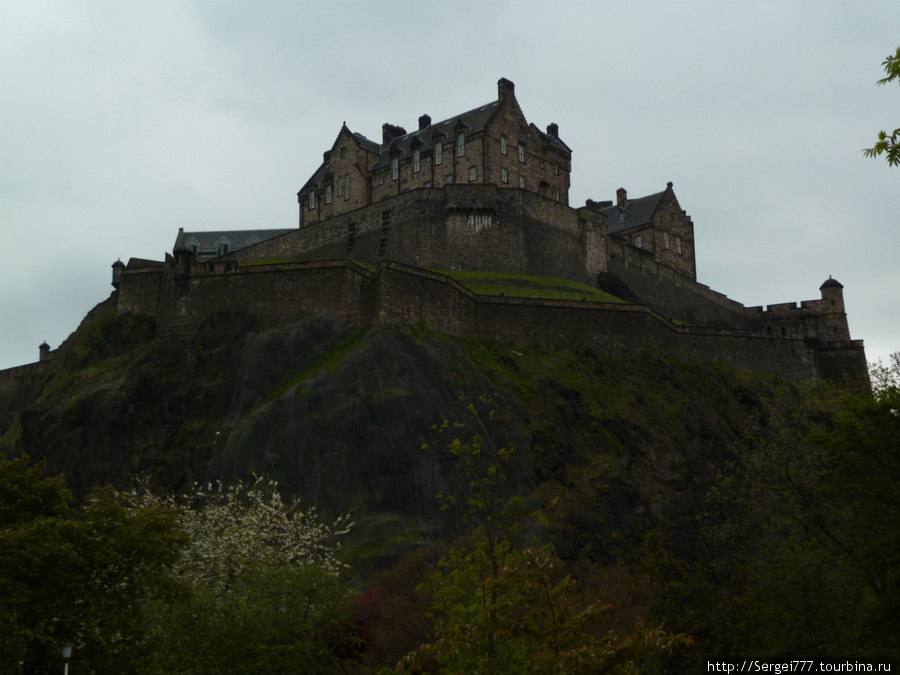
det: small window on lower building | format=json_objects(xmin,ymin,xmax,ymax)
[
  {"xmin": 469, "ymin": 166, "xmax": 477, "ymax": 181},
  {"xmin": 446, "ymin": 174, "xmax": 453, "ymax": 184},
  {"xmin": 519, "ymin": 175, "xmax": 525, "ymax": 189},
  {"xmin": 635, "ymin": 235, "xmax": 642, "ymax": 248}
]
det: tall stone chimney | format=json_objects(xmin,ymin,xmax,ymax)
[
  {"xmin": 547, "ymin": 123, "xmax": 559, "ymax": 139},
  {"xmin": 382, "ymin": 123, "xmax": 407, "ymax": 148},
  {"xmin": 498, "ymin": 77, "xmax": 515, "ymax": 102},
  {"xmin": 616, "ymin": 188, "xmax": 628, "ymax": 207},
  {"xmin": 419, "ymin": 114, "xmax": 431, "ymax": 131}
]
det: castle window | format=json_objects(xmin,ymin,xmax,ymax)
[
  {"xmin": 634, "ymin": 235, "xmax": 642, "ymax": 248},
  {"xmin": 325, "ymin": 185, "xmax": 332, "ymax": 203},
  {"xmin": 501, "ymin": 167, "xmax": 508, "ymax": 183},
  {"xmin": 340, "ymin": 147, "xmax": 346, "ymax": 158},
  {"xmin": 554, "ymin": 164, "xmax": 559, "ymax": 175},
  {"xmin": 519, "ymin": 175, "xmax": 525, "ymax": 189},
  {"xmin": 338, "ymin": 175, "xmax": 344, "ymax": 197},
  {"xmin": 309, "ymin": 191, "xmax": 316, "ymax": 210},
  {"xmin": 677, "ymin": 236, "xmax": 682, "ymax": 254},
  {"xmin": 424, "ymin": 181, "xmax": 432, "ymax": 187},
  {"xmin": 469, "ymin": 166, "xmax": 477, "ymax": 182},
  {"xmin": 435, "ymin": 142, "xmax": 443, "ymax": 165},
  {"xmin": 501, "ymin": 136, "xmax": 507, "ymax": 155},
  {"xmin": 458, "ymin": 132, "xmax": 465, "ymax": 156},
  {"xmin": 664, "ymin": 232, "xmax": 669, "ymax": 249},
  {"xmin": 518, "ymin": 143, "xmax": 525, "ymax": 162},
  {"xmin": 446, "ymin": 174, "xmax": 453, "ymax": 184},
  {"xmin": 392, "ymin": 157, "xmax": 399, "ymax": 180},
  {"xmin": 413, "ymin": 149, "xmax": 421, "ymax": 173},
  {"xmin": 345, "ymin": 174, "xmax": 351, "ymax": 198}
]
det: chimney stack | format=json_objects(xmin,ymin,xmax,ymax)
[
  {"xmin": 497, "ymin": 77, "xmax": 515, "ymax": 101},
  {"xmin": 419, "ymin": 114, "xmax": 431, "ymax": 131},
  {"xmin": 547, "ymin": 123, "xmax": 559, "ymax": 139},
  {"xmin": 382, "ymin": 123, "xmax": 407, "ymax": 148},
  {"xmin": 39, "ymin": 342, "xmax": 50, "ymax": 362},
  {"xmin": 616, "ymin": 188, "xmax": 628, "ymax": 207}
]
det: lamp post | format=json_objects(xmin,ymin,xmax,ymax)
[{"xmin": 61, "ymin": 644, "xmax": 73, "ymax": 675}]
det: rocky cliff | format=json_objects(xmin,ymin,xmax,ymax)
[{"xmin": 0, "ymin": 302, "xmax": 776, "ymax": 568}]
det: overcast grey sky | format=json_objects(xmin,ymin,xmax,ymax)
[{"xmin": 2, "ymin": 1, "xmax": 898, "ymax": 371}]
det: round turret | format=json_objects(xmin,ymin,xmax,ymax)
[
  {"xmin": 112, "ymin": 259, "xmax": 125, "ymax": 289},
  {"xmin": 39, "ymin": 341, "xmax": 51, "ymax": 362}
]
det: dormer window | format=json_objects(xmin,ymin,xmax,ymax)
[
  {"xmin": 458, "ymin": 132, "xmax": 465, "ymax": 156},
  {"xmin": 309, "ymin": 191, "xmax": 316, "ymax": 210},
  {"xmin": 325, "ymin": 185, "xmax": 332, "ymax": 203},
  {"xmin": 435, "ymin": 142, "xmax": 443, "ymax": 165},
  {"xmin": 392, "ymin": 156, "xmax": 399, "ymax": 180}
]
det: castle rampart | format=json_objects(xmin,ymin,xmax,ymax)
[
  {"xmin": 233, "ymin": 184, "xmax": 606, "ymax": 286},
  {"xmin": 108, "ymin": 257, "xmax": 866, "ymax": 384}
]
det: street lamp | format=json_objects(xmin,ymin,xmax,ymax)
[{"xmin": 61, "ymin": 644, "xmax": 73, "ymax": 675}]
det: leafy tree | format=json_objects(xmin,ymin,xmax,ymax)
[
  {"xmin": 118, "ymin": 475, "xmax": 356, "ymax": 673},
  {"xmin": 151, "ymin": 564, "xmax": 351, "ymax": 674},
  {"xmin": 863, "ymin": 47, "xmax": 900, "ymax": 166},
  {"xmin": 700, "ymin": 373, "xmax": 900, "ymax": 660},
  {"xmin": 0, "ymin": 456, "xmax": 184, "ymax": 674},
  {"xmin": 397, "ymin": 427, "xmax": 690, "ymax": 673}
]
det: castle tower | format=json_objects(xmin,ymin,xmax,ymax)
[
  {"xmin": 818, "ymin": 276, "xmax": 851, "ymax": 341},
  {"xmin": 39, "ymin": 342, "xmax": 50, "ymax": 362},
  {"xmin": 112, "ymin": 259, "xmax": 125, "ymax": 289}
]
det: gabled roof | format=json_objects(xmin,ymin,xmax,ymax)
[
  {"xmin": 597, "ymin": 190, "xmax": 667, "ymax": 236},
  {"xmin": 176, "ymin": 229, "xmax": 294, "ymax": 254},
  {"xmin": 298, "ymin": 125, "xmax": 381, "ymax": 194},
  {"xmin": 370, "ymin": 100, "xmax": 502, "ymax": 171}
]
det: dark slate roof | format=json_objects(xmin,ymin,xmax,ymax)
[
  {"xmin": 370, "ymin": 99, "xmax": 502, "ymax": 171},
  {"xmin": 597, "ymin": 190, "xmax": 667, "ymax": 235},
  {"xmin": 176, "ymin": 229, "xmax": 294, "ymax": 255},
  {"xmin": 534, "ymin": 125, "xmax": 572, "ymax": 154},
  {"xmin": 819, "ymin": 276, "xmax": 843, "ymax": 290}
]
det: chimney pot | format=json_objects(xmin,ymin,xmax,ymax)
[
  {"xmin": 616, "ymin": 187, "xmax": 628, "ymax": 207},
  {"xmin": 419, "ymin": 114, "xmax": 431, "ymax": 131},
  {"xmin": 547, "ymin": 123, "xmax": 559, "ymax": 138}
]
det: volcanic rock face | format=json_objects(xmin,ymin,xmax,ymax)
[{"xmin": 1, "ymin": 306, "xmax": 771, "ymax": 566}]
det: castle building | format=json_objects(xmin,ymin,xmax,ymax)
[
  {"xmin": 1, "ymin": 77, "xmax": 864, "ymax": 388},
  {"xmin": 296, "ymin": 79, "xmax": 573, "ymax": 228}
]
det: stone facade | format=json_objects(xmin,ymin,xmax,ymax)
[{"xmin": 297, "ymin": 79, "xmax": 572, "ymax": 228}]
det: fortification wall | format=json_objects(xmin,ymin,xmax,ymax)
[
  {"xmin": 113, "ymin": 258, "xmax": 862, "ymax": 384},
  {"xmin": 603, "ymin": 241, "xmax": 749, "ymax": 327},
  {"xmin": 234, "ymin": 184, "xmax": 602, "ymax": 286}
]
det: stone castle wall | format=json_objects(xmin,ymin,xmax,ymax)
[
  {"xmin": 235, "ymin": 184, "xmax": 604, "ymax": 286},
  {"xmin": 111, "ymin": 258, "xmax": 866, "ymax": 384}
]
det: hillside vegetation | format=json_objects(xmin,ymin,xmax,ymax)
[{"xmin": 1, "ymin": 305, "xmax": 896, "ymax": 671}]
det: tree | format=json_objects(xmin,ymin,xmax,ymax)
[
  {"xmin": 701, "ymin": 375, "xmax": 900, "ymax": 660},
  {"xmin": 397, "ymin": 428, "xmax": 690, "ymax": 673},
  {"xmin": 0, "ymin": 456, "xmax": 184, "ymax": 674},
  {"xmin": 863, "ymin": 47, "xmax": 900, "ymax": 166},
  {"xmin": 116, "ymin": 476, "xmax": 356, "ymax": 673}
]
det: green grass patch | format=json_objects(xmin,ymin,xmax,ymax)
[
  {"xmin": 436, "ymin": 270, "xmax": 625, "ymax": 303},
  {"xmin": 248, "ymin": 328, "xmax": 371, "ymax": 413}
]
